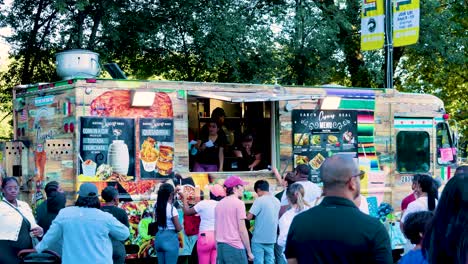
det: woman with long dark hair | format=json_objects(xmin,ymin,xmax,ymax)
[
  {"xmin": 401, "ymin": 174, "xmax": 438, "ymax": 223},
  {"xmin": 422, "ymin": 166, "xmax": 468, "ymax": 264},
  {"xmin": 0, "ymin": 177, "xmax": 43, "ymax": 264},
  {"xmin": 154, "ymin": 183, "xmax": 182, "ymax": 264}
]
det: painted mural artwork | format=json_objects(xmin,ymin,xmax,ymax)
[{"xmin": 80, "ymin": 89, "xmax": 178, "ymax": 257}]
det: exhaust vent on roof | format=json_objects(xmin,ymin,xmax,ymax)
[{"xmin": 104, "ymin": 63, "xmax": 127, "ymax": 79}]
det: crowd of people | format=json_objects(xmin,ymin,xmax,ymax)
[{"xmin": 0, "ymin": 159, "xmax": 467, "ymax": 264}]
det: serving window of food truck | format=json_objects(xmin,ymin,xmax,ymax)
[{"xmin": 186, "ymin": 91, "xmax": 315, "ymax": 173}]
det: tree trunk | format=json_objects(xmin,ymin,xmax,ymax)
[{"xmin": 20, "ymin": 0, "xmax": 47, "ymax": 84}]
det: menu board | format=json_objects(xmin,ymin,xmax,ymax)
[
  {"xmin": 79, "ymin": 117, "xmax": 135, "ymax": 181},
  {"xmin": 139, "ymin": 118, "xmax": 174, "ymax": 179},
  {"xmin": 292, "ymin": 110, "xmax": 358, "ymax": 183}
]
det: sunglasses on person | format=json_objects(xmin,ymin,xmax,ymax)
[{"xmin": 352, "ymin": 170, "xmax": 366, "ymax": 180}]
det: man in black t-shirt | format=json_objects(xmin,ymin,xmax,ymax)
[
  {"xmin": 101, "ymin": 186, "xmax": 130, "ymax": 264},
  {"xmin": 285, "ymin": 155, "xmax": 392, "ymax": 264}
]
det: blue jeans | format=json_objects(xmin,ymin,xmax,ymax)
[
  {"xmin": 274, "ymin": 243, "xmax": 287, "ymax": 264},
  {"xmin": 155, "ymin": 229, "xmax": 179, "ymax": 264},
  {"xmin": 217, "ymin": 242, "xmax": 247, "ymax": 264},
  {"xmin": 252, "ymin": 242, "xmax": 275, "ymax": 264}
]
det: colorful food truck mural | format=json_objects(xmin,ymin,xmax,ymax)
[{"xmin": 2, "ymin": 78, "xmax": 459, "ymax": 258}]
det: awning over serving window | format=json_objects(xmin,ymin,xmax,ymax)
[{"xmin": 188, "ymin": 91, "xmax": 322, "ymax": 103}]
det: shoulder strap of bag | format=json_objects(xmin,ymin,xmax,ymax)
[
  {"xmin": 2, "ymin": 199, "xmax": 32, "ymax": 227},
  {"xmin": 153, "ymin": 204, "xmax": 157, "ymax": 223}
]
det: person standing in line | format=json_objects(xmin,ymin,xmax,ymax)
[
  {"xmin": 101, "ymin": 186, "xmax": 130, "ymax": 264},
  {"xmin": 35, "ymin": 181, "xmax": 66, "ymax": 256},
  {"xmin": 285, "ymin": 155, "xmax": 392, "ymax": 264},
  {"xmin": 246, "ymin": 180, "xmax": 280, "ymax": 264},
  {"xmin": 180, "ymin": 184, "xmax": 226, "ymax": 264},
  {"xmin": 401, "ymin": 174, "xmax": 422, "ymax": 212},
  {"xmin": 277, "ymin": 183, "xmax": 310, "ymax": 263},
  {"xmin": 399, "ymin": 211, "xmax": 433, "ymax": 264},
  {"xmin": 0, "ymin": 177, "xmax": 44, "ymax": 264},
  {"xmin": 422, "ymin": 166, "xmax": 468, "ymax": 264},
  {"xmin": 154, "ymin": 183, "xmax": 183, "ymax": 264},
  {"xmin": 401, "ymin": 174, "xmax": 438, "ymax": 224},
  {"xmin": 279, "ymin": 164, "xmax": 321, "ymax": 216},
  {"xmin": 215, "ymin": 176, "xmax": 254, "ymax": 263},
  {"xmin": 35, "ymin": 183, "xmax": 129, "ymax": 264},
  {"xmin": 35, "ymin": 181, "xmax": 66, "ymax": 235}
]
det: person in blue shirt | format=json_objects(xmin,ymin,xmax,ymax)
[
  {"xmin": 35, "ymin": 183, "xmax": 129, "ymax": 264},
  {"xmin": 399, "ymin": 211, "xmax": 433, "ymax": 264}
]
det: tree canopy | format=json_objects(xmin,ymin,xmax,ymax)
[{"xmin": 0, "ymin": 0, "xmax": 466, "ymax": 141}]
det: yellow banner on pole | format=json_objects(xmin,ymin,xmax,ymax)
[
  {"xmin": 361, "ymin": 0, "xmax": 385, "ymax": 51},
  {"xmin": 393, "ymin": 0, "xmax": 420, "ymax": 47}
]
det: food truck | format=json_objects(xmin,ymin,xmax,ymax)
[{"xmin": 3, "ymin": 77, "xmax": 459, "ymax": 257}]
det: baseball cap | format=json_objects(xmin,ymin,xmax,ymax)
[
  {"xmin": 224, "ymin": 176, "xmax": 248, "ymax": 188},
  {"xmin": 209, "ymin": 184, "xmax": 226, "ymax": 197},
  {"xmin": 44, "ymin": 181, "xmax": 60, "ymax": 197},
  {"xmin": 101, "ymin": 186, "xmax": 119, "ymax": 202},
  {"xmin": 78, "ymin": 183, "xmax": 98, "ymax": 198}
]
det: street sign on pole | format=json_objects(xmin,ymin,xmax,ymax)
[
  {"xmin": 361, "ymin": 0, "xmax": 385, "ymax": 51},
  {"xmin": 393, "ymin": 0, "xmax": 420, "ymax": 47}
]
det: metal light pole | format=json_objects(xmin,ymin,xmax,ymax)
[{"xmin": 385, "ymin": 0, "xmax": 394, "ymax": 89}]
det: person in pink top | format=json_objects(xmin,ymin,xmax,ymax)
[{"xmin": 215, "ymin": 176, "xmax": 254, "ymax": 263}]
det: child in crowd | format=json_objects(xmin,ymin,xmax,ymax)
[{"xmin": 399, "ymin": 211, "xmax": 433, "ymax": 264}]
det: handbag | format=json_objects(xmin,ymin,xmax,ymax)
[
  {"xmin": 183, "ymin": 214, "xmax": 201, "ymax": 236},
  {"xmin": 148, "ymin": 204, "xmax": 158, "ymax": 236},
  {"xmin": 148, "ymin": 221, "xmax": 158, "ymax": 236}
]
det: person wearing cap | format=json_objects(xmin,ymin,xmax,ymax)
[
  {"xmin": 279, "ymin": 164, "xmax": 321, "ymax": 216},
  {"xmin": 215, "ymin": 176, "xmax": 254, "ymax": 263},
  {"xmin": 246, "ymin": 180, "xmax": 280, "ymax": 264},
  {"xmin": 284, "ymin": 155, "xmax": 392, "ymax": 264},
  {"xmin": 35, "ymin": 181, "xmax": 66, "ymax": 235},
  {"xmin": 179, "ymin": 184, "xmax": 226, "ymax": 264},
  {"xmin": 101, "ymin": 186, "xmax": 130, "ymax": 264},
  {"xmin": 35, "ymin": 183, "xmax": 129, "ymax": 264}
]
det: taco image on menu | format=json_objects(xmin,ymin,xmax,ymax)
[
  {"xmin": 327, "ymin": 135, "xmax": 338, "ymax": 144},
  {"xmin": 311, "ymin": 135, "xmax": 321, "ymax": 145},
  {"xmin": 309, "ymin": 153, "xmax": 325, "ymax": 169},
  {"xmin": 294, "ymin": 155, "xmax": 310, "ymax": 165},
  {"xmin": 294, "ymin": 133, "xmax": 309, "ymax": 146}
]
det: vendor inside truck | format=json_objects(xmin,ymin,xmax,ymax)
[{"xmin": 188, "ymin": 96, "xmax": 271, "ymax": 172}]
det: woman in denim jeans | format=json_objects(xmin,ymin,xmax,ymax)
[{"xmin": 154, "ymin": 183, "xmax": 182, "ymax": 264}]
